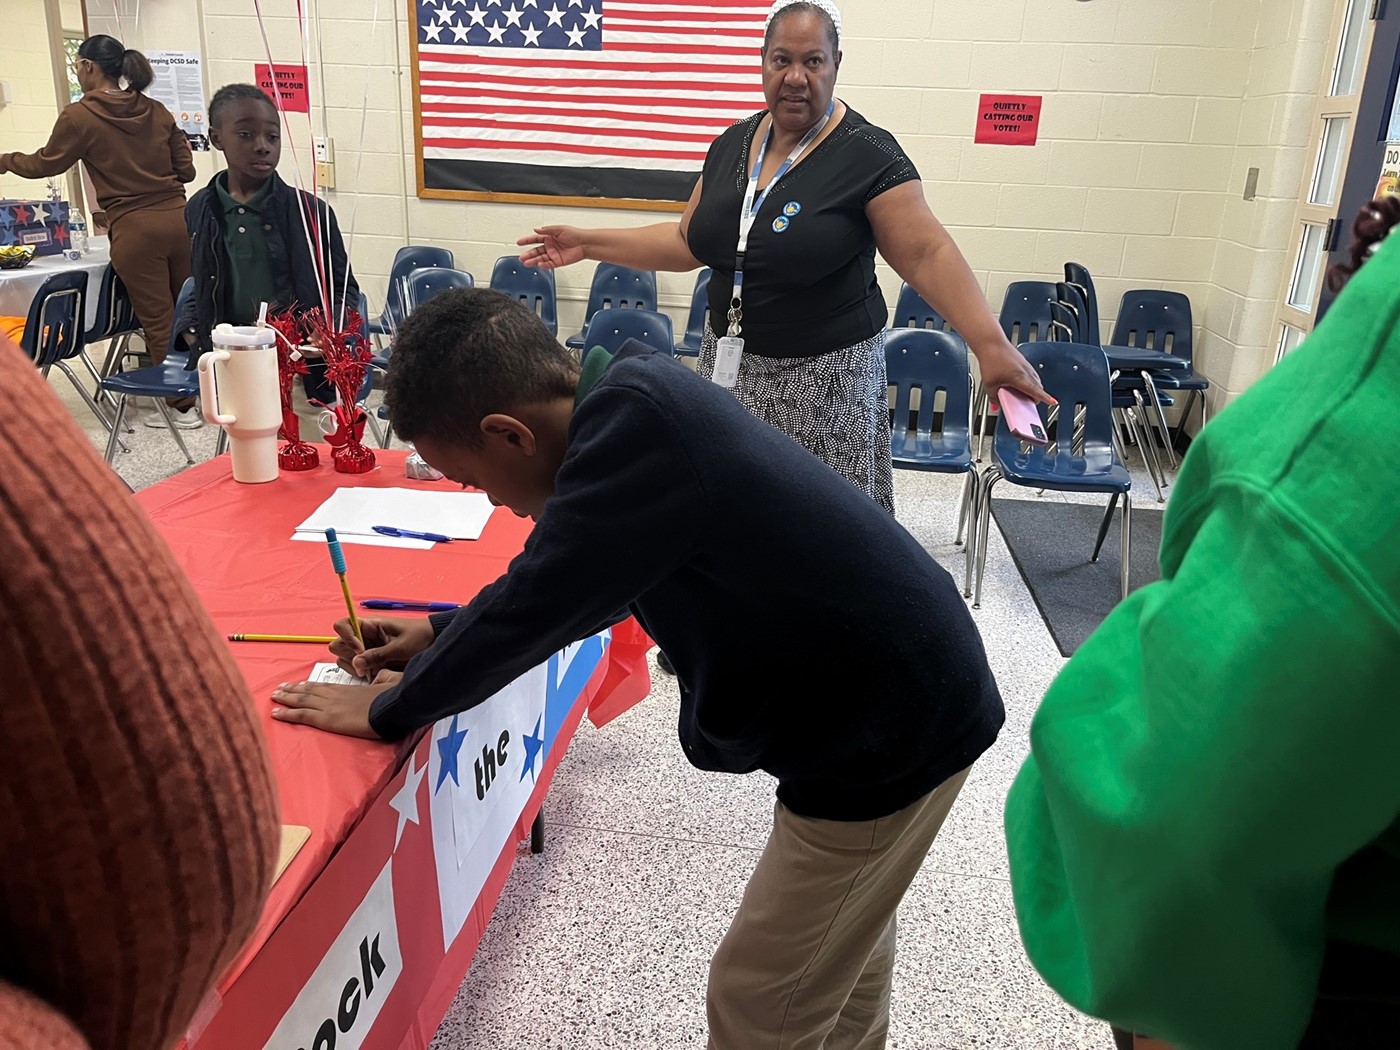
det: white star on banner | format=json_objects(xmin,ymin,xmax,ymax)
[
  {"xmin": 450, "ymin": 21, "xmax": 471, "ymax": 41},
  {"xmin": 522, "ymin": 0, "xmax": 538, "ymax": 7},
  {"xmin": 544, "ymin": 3, "xmax": 564, "ymax": 25},
  {"xmin": 486, "ymin": 18, "xmax": 508, "ymax": 42},
  {"xmin": 434, "ymin": 1, "xmax": 454, "ymax": 23},
  {"xmin": 465, "ymin": 2, "xmax": 488, "ymax": 25},
  {"xmin": 567, "ymin": 0, "xmax": 583, "ymax": 7},
  {"xmin": 502, "ymin": 2, "xmax": 524, "ymax": 26},
  {"xmin": 389, "ymin": 751, "xmax": 426, "ymax": 850},
  {"xmin": 521, "ymin": 23, "xmax": 543, "ymax": 44},
  {"xmin": 580, "ymin": 5, "xmax": 600, "ymax": 29},
  {"xmin": 565, "ymin": 21, "xmax": 586, "ymax": 44},
  {"xmin": 31, "ymin": 204, "xmax": 50, "ymax": 224},
  {"xmin": 423, "ymin": 21, "xmax": 444, "ymax": 40}
]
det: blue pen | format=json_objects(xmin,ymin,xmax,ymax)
[
  {"xmin": 372, "ymin": 525, "xmax": 453, "ymax": 543},
  {"xmin": 360, "ymin": 599, "xmax": 462, "ymax": 612}
]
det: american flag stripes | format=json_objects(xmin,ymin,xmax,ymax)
[{"xmin": 414, "ymin": 0, "xmax": 770, "ymax": 203}]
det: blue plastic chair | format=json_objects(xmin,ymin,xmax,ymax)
[
  {"xmin": 564, "ymin": 264, "xmax": 658, "ymax": 350},
  {"xmin": 20, "ymin": 269, "xmax": 122, "ymax": 436},
  {"xmin": 885, "ymin": 328, "xmax": 980, "ymax": 585},
  {"xmin": 579, "ymin": 307, "xmax": 674, "ymax": 358},
  {"xmin": 1109, "ymin": 289, "xmax": 1208, "ymax": 447},
  {"xmin": 367, "ymin": 246, "xmax": 455, "ymax": 339},
  {"xmin": 490, "ymin": 255, "xmax": 558, "ymax": 335},
  {"xmin": 101, "ymin": 278, "xmax": 200, "ymax": 466},
  {"xmin": 892, "ymin": 282, "xmax": 951, "ymax": 331},
  {"xmin": 973, "ymin": 280, "xmax": 1059, "ymax": 462},
  {"xmin": 971, "ymin": 341, "xmax": 1132, "ymax": 608},
  {"xmin": 405, "ymin": 266, "xmax": 474, "ymax": 311},
  {"xmin": 677, "ymin": 269, "xmax": 711, "ymax": 357},
  {"xmin": 85, "ymin": 263, "xmax": 144, "ymax": 381},
  {"xmin": 1064, "ymin": 262, "xmax": 1102, "ymax": 345}
]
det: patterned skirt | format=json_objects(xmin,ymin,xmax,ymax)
[{"xmin": 699, "ymin": 327, "xmax": 895, "ymax": 514}]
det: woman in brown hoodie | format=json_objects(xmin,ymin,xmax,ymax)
[{"xmin": 0, "ymin": 35, "xmax": 198, "ymax": 422}]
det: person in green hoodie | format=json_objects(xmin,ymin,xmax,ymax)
[
  {"xmin": 1, "ymin": 35, "xmax": 197, "ymax": 421},
  {"xmin": 1005, "ymin": 195, "xmax": 1400, "ymax": 1050}
]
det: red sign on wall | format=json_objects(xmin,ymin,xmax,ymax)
[
  {"xmin": 255, "ymin": 62, "xmax": 310, "ymax": 113},
  {"xmin": 975, "ymin": 94, "xmax": 1043, "ymax": 146}
]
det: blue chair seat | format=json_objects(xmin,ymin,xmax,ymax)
[
  {"xmin": 1102, "ymin": 343, "xmax": 1190, "ymax": 372},
  {"xmin": 101, "ymin": 351, "xmax": 200, "ymax": 399},
  {"xmin": 891, "ymin": 434, "xmax": 972, "ymax": 471},
  {"xmin": 995, "ymin": 446, "xmax": 1131, "ymax": 495}
]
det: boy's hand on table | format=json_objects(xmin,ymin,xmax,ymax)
[
  {"xmin": 329, "ymin": 616, "xmax": 435, "ymax": 680},
  {"xmin": 270, "ymin": 681, "xmax": 392, "ymax": 739}
]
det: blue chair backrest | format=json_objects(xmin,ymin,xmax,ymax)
[
  {"xmin": 683, "ymin": 269, "xmax": 712, "ymax": 345},
  {"xmin": 407, "ymin": 267, "xmax": 474, "ymax": 311},
  {"xmin": 581, "ymin": 307, "xmax": 674, "ymax": 357},
  {"xmin": 584, "ymin": 264, "xmax": 657, "ymax": 322},
  {"xmin": 884, "ymin": 328, "xmax": 971, "ymax": 449},
  {"xmin": 22, "ymin": 269, "xmax": 88, "ymax": 368},
  {"xmin": 382, "ymin": 246, "xmax": 455, "ymax": 329},
  {"xmin": 1064, "ymin": 262, "xmax": 1101, "ymax": 344},
  {"xmin": 996, "ymin": 341, "xmax": 1116, "ymax": 473},
  {"xmin": 892, "ymin": 282, "xmax": 950, "ymax": 331},
  {"xmin": 490, "ymin": 255, "xmax": 558, "ymax": 334},
  {"xmin": 1049, "ymin": 301, "xmax": 1080, "ymax": 343},
  {"xmin": 1109, "ymin": 290, "xmax": 1194, "ymax": 367},
  {"xmin": 998, "ymin": 281, "xmax": 1057, "ymax": 345},
  {"xmin": 84, "ymin": 264, "xmax": 140, "ymax": 344}
]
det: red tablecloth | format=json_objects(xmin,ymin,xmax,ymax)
[{"xmin": 136, "ymin": 449, "xmax": 653, "ymax": 997}]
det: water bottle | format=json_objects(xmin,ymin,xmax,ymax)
[
  {"xmin": 70, "ymin": 214, "xmax": 89, "ymax": 255},
  {"xmin": 198, "ymin": 324, "xmax": 281, "ymax": 483}
]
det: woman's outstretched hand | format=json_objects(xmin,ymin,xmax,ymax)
[{"xmin": 518, "ymin": 226, "xmax": 586, "ymax": 270}]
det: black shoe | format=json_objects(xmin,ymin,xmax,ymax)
[{"xmin": 656, "ymin": 650, "xmax": 676, "ymax": 676}]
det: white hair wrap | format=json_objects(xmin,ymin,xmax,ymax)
[{"xmin": 765, "ymin": 0, "xmax": 842, "ymax": 41}]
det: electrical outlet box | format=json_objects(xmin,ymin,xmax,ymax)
[
  {"xmin": 316, "ymin": 160, "xmax": 336, "ymax": 189},
  {"xmin": 314, "ymin": 137, "xmax": 333, "ymax": 163},
  {"xmin": 0, "ymin": 80, "xmax": 13, "ymax": 106}
]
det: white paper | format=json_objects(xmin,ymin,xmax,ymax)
[
  {"xmin": 293, "ymin": 487, "xmax": 495, "ymax": 541},
  {"xmin": 289, "ymin": 531, "xmax": 433, "ymax": 551},
  {"xmin": 309, "ymin": 662, "xmax": 369, "ymax": 685}
]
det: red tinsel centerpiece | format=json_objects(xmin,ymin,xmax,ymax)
[
  {"xmin": 267, "ymin": 310, "xmax": 319, "ymax": 471},
  {"xmin": 303, "ymin": 305, "xmax": 375, "ymax": 474}
]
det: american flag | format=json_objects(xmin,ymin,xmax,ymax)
[{"xmin": 415, "ymin": 0, "xmax": 769, "ymax": 202}]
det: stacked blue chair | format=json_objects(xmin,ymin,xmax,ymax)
[
  {"xmin": 367, "ymin": 246, "xmax": 455, "ymax": 342},
  {"xmin": 565, "ymin": 264, "xmax": 658, "ymax": 351},
  {"xmin": 1108, "ymin": 290, "xmax": 1208, "ymax": 448},
  {"xmin": 579, "ymin": 307, "xmax": 674, "ymax": 358},
  {"xmin": 21, "ymin": 269, "xmax": 121, "ymax": 440},
  {"xmin": 101, "ymin": 278, "xmax": 200, "ymax": 466},
  {"xmin": 85, "ymin": 264, "xmax": 144, "ymax": 383},
  {"xmin": 490, "ymin": 255, "xmax": 558, "ymax": 335},
  {"xmin": 885, "ymin": 328, "xmax": 980, "ymax": 587},
  {"xmin": 406, "ymin": 266, "xmax": 474, "ymax": 311},
  {"xmin": 892, "ymin": 282, "xmax": 952, "ymax": 331},
  {"xmin": 677, "ymin": 269, "xmax": 711, "ymax": 357},
  {"xmin": 970, "ymin": 341, "xmax": 1132, "ymax": 608},
  {"xmin": 974, "ymin": 280, "xmax": 1058, "ymax": 461}
]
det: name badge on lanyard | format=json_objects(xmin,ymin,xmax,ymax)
[{"xmin": 712, "ymin": 100, "xmax": 835, "ymax": 389}]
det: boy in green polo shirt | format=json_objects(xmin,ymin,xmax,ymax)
[{"xmin": 174, "ymin": 84, "xmax": 358, "ymax": 431}]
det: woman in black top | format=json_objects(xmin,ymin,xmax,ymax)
[{"xmin": 519, "ymin": 0, "xmax": 1047, "ymax": 513}]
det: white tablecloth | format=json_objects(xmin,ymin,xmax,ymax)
[{"xmin": 0, "ymin": 235, "xmax": 111, "ymax": 331}]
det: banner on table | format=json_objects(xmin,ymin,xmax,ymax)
[{"xmin": 411, "ymin": 0, "xmax": 769, "ymax": 209}]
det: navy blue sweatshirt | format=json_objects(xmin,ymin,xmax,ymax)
[{"xmin": 368, "ymin": 341, "xmax": 1004, "ymax": 820}]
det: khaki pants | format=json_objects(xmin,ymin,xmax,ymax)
[{"xmin": 708, "ymin": 767, "xmax": 972, "ymax": 1050}]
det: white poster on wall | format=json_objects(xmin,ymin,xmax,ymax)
[{"xmin": 146, "ymin": 50, "xmax": 208, "ymax": 151}]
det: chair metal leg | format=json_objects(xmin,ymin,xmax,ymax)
[
  {"xmin": 1120, "ymin": 492, "xmax": 1133, "ymax": 602},
  {"xmin": 1140, "ymin": 371, "xmax": 1177, "ymax": 471},
  {"xmin": 973, "ymin": 384, "xmax": 990, "ymax": 461},
  {"xmin": 1091, "ymin": 493, "xmax": 1119, "ymax": 562},
  {"xmin": 104, "ymin": 396, "xmax": 128, "ymax": 464},
  {"xmin": 215, "ymin": 427, "xmax": 229, "ymax": 457},
  {"xmin": 55, "ymin": 361, "xmax": 118, "ymax": 432},
  {"xmin": 364, "ymin": 408, "xmax": 386, "ymax": 448},
  {"xmin": 1125, "ymin": 397, "xmax": 1166, "ymax": 503},
  {"xmin": 962, "ymin": 470, "xmax": 981, "ymax": 597},
  {"xmin": 153, "ymin": 399, "xmax": 196, "ymax": 465},
  {"xmin": 383, "ymin": 421, "xmax": 395, "ymax": 448},
  {"xmin": 973, "ymin": 468, "xmax": 1001, "ymax": 608},
  {"xmin": 955, "ymin": 469, "xmax": 974, "ymax": 546}
]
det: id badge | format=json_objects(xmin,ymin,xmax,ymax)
[{"xmin": 712, "ymin": 335, "xmax": 744, "ymax": 389}]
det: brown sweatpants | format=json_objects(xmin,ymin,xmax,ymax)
[
  {"xmin": 107, "ymin": 202, "xmax": 190, "ymax": 365},
  {"xmin": 707, "ymin": 767, "xmax": 972, "ymax": 1050}
]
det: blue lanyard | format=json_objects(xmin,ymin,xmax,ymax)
[{"xmin": 726, "ymin": 100, "xmax": 835, "ymax": 338}]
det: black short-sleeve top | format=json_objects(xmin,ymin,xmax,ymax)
[{"xmin": 685, "ymin": 105, "xmax": 919, "ymax": 358}]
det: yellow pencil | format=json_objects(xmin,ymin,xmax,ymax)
[
  {"xmin": 228, "ymin": 634, "xmax": 338, "ymax": 644},
  {"xmin": 325, "ymin": 528, "xmax": 365, "ymax": 647}
]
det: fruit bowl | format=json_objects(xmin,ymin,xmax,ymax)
[{"xmin": 0, "ymin": 246, "xmax": 36, "ymax": 270}]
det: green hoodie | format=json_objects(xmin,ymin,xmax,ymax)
[{"xmin": 1005, "ymin": 231, "xmax": 1400, "ymax": 1047}]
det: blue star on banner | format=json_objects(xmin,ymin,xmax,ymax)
[
  {"xmin": 519, "ymin": 715, "xmax": 544, "ymax": 783},
  {"xmin": 418, "ymin": 0, "xmax": 601, "ymax": 50},
  {"xmin": 435, "ymin": 713, "xmax": 469, "ymax": 792}
]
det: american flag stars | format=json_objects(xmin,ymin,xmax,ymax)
[{"xmin": 418, "ymin": 0, "xmax": 601, "ymax": 49}]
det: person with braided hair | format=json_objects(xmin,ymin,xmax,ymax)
[{"xmin": 1005, "ymin": 196, "xmax": 1400, "ymax": 1048}]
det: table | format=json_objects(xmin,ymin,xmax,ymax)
[
  {"xmin": 0, "ymin": 235, "xmax": 109, "ymax": 330},
  {"xmin": 137, "ymin": 448, "xmax": 653, "ymax": 1050}
]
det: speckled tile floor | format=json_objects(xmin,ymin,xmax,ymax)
[{"xmin": 52, "ymin": 354, "xmax": 1172, "ymax": 1049}]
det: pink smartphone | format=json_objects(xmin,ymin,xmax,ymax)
[{"xmin": 997, "ymin": 388, "xmax": 1049, "ymax": 445}]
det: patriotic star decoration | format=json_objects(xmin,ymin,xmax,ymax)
[
  {"xmin": 519, "ymin": 716, "xmax": 545, "ymax": 783},
  {"xmin": 389, "ymin": 750, "xmax": 427, "ymax": 848},
  {"xmin": 434, "ymin": 713, "xmax": 469, "ymax": 793},
  {"xmin": 419, "ymin": 0, "xmax": 600, "ymax": 48}
]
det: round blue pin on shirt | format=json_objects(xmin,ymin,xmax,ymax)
[
  {"xmin": 772, "ymin": 216, "xmax": 790, "ymax": 233},
  {"xmin": 783, "ymin": 201, "xmax": 801, "ymax": 217}
]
